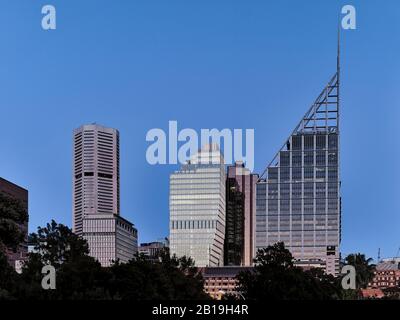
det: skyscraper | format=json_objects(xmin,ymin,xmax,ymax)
[
  {"xmin": 0, "ymin": 177, "xmax": 28, "ymax": 271},
  {"xmin": 256, "ymin": 56, "xmax": 341, "ymax": 275},
  {"xmin": 225, "ymin": 162, "xmax": 258, "ymax": 266},
  {"xmin": 169, "ymin": 143, "xmax": 226, "ymax": 267},
  {"xmin": 73, "ymin": 124, "xmax": 137, "ymax": 266}
]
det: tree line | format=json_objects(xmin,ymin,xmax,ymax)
[{"xmin": 0, "ymin": 193, "xmax": 390, "ymax": 300}]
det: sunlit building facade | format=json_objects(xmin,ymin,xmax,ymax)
[
  {"xmin": 73, "ymin": 124, "xmax": 137, "ymax": 266},
  {"xmin": 169, "ymin": 144, "xmax": 226, "ymax": 267}
]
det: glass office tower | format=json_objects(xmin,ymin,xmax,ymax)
[
  {"xmin": 256, "ymin": 68, "xmax": 341, "ymax": 275},
  {"xmin": 169, "ymin": 144, "xmax": 226, "ymax": 267}
]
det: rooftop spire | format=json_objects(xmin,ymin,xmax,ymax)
[
  {"xmin": 337, "ymin": 20, "xmax": 341, "ymax": 77},
  {"xmin": 259, "ymin": 28, "xmax": 341, "ymax": 180}
]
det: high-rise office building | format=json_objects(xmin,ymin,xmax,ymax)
[
  {"xmin": 73, "ymin": 124, "xmax": 137, "ymax": 266},
  {"xmin": 0, "ymin": 177, "xmax": 28, "ymax": 271},
  {"xmin": 225, "ymin": 162, "xmax": 258, "ymax": 266},
  {"xmin": 256, "ymin": 59, "xmax": 341, "ymax": 275},
  {"xmin": 169, "ymin": 143, "xmax": 226, "ymax": 267}
]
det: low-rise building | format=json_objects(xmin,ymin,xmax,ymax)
[
  {"xmin": 139, "ymin": 239, "xmax": 168, "ymax": 262},
  {"xmin": 360, "ymin": 288, "xmax": 385, "ymax": 299},
  {"xmin": 0, "ymin": 177, "xmax": 29, "ymax": 272},
  {"xmin": 200, "ymin": 266, "xmax": 253, "ymax": 299},
  {"xmin": 368, "ymin": 260, "xmax": 400, "ymax": 289}
]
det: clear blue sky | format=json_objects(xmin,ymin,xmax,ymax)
[{"xmin": 1, "ymin": 0, "xmax": 399, "ymax": 261}]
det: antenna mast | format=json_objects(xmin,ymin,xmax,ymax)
[{"xmin": 337, "ymin": 22, "xmax": 341, "ymax": 132}]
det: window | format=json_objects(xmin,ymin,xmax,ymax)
[
  {"xmin": 304, "ymin": 152, "xmax": 314, "ymax": 166},
  {"xmin": 316, "ymin": 182, "xmax": 326, "ymax": 198},
  {"xmin": 268, "ymin": 167, "xmax": 278, "ymax": 181},
  {"xmin": 328, "ymin": 152, "xmax": 338, "ymax": 165},
  {"xmin": 328, "ymin": 168, "xmax": 338, "ymax": 181},
  {"xmin": 304, "ymin": 167, "xmax": 313, "ymax": 180},
  {"xmin": 280, "ymin": 151, "xmax": 290, "ymax": 167},
  {"xmin": 304, "ymin": 135, "xmax": 314, "ymax": 150},
  {"xmin": 292, "ymin": 151, "xmax": 302, "ymax": 167},
  {"xmin": 316, "ymin": 134, "xmax": 326, "ymax": 149},
  {"xmin": 280, "ymin": 183, "xmax": 290, "ymax": 197},
  {"xmin": 316, "ymin": 167, "xmax": 326, "ymax": 179},
  {"xmin": 316, "ymin": 151, "xmax": 326, "ymax": 166},
  {"xmin": 292, "ymin": 136, "xmax": 302, "ymax": 150},
  {"xmin": 292, "ymin": 183, "xmax": 302, "ymax": 198},
  {"xmin": 292, "ymin": 168, "xmax": 302, "ymax": 181},
  {"xmin": 280, "ymin": 168, "xmax": 290, "ymax": 182},
  {"xmin": 328, "ymin": 134, "xmax": 338, "ymax": 149}
]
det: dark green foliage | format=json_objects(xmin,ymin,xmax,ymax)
[
  {"xmin": 28, "ymin": 220, "xmax": 90, "ymax": 268},
  {"xmin": 237, "ymin": 242, "xmax": 342, "ymax": 300},
  {"xmin": 0, "ymin": 192, "xmax": 381, "ymax": 301},
  {"xmin": 0, "ymin": 250, "xmax": 17, "ymax": 300},
  {"xmin": 0, "ymin": 192, "xmax": 28, "ymax": 251},
  {"xmin": 0, "ymin": 220, "xmax": 208, "ymax": 300},
  {"xmin": 343, "ymin": 253, "xmax": 375, "ymax": 289},
  {"xmin": 107, "ymin": 250, "xmax": 209, "ymax": 300}
]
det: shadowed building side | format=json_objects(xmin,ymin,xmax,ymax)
[
  {"xmin": 225, "ymin": 162, "xmax": 258, "ymax": 266},
  {"xmin": 0, "ymin": 177, "xmax": 28, "ymax": 272}
]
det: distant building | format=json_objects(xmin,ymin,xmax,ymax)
[
  {"xmin": 0, "ymin": 177, "xmax": 28, "ymax": 272},
  {"xmin": 368, "ymin": 260, "xmax": 400, "ymax": 289},
  {"xmin": 200, "ymin": 266, "xmax": 253, "ymax": 300},
  {"xmin": 83, "ymin": 214, "xmax": 138, "ymax": 265},
  {"xmin": 139, "ymin": 239, "xmax": 168, "ymax": 262},
  {"xmin": 72, "ymin": 124, "xmax": 137, "ymax": 266},
  {"xmin": 382, "ymin": 257, "xmax": 400, "ymax": 264},
  {"xmin": 225, "ymin": 162, "xmax": 258, "ymax": 266},
  {"xmin": 170, "ymin": 143, "xmax": 226, "ymax": 267},
  {"xmin": 360, "ymin": 288, "xmax": 385, "ymax": 299},
  {"xmin": 294, "ymin": 259, "xmax": 326, "ymax": 272}
]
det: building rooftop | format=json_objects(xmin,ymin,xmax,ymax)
[
  {"xmin": 376, "ymin": 261, "xmax": 400, "ymax": 271},
  {"xmin": 201, "ymin": 266, "xmax": 254, "ymax": 278},
  {"xmin": 0, "ymin": 177, "xmax": 28, "ymax": 193}
]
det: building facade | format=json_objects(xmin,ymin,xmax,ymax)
[
  {"xmin": 201, "ymin": 266, "xmax": 253, "ymax": 299},
  {"xmin": 256, "ymin": 68, "xmax": 341, "ymax": 275},
  {"xmin": 169, "ymin": 144, "xmax": 226, "ymax": 267},
  {"xmin": 82, "ymin": 214, "xmax": 138, "ymax": 266},
  {"xmin": 225, "ymin": 162, "xmax": 258, "ymax": 266},
  {"xmin": 0, "ymin": 177, "xmax": 28, "ymax": 271},
  {"xmin": 369, "ymin": 260, "xmax": 400, "ymax": 289},
  {"xmin": 73, "ymin": 124, "xmax": 137, "ymax": 266},
  {"xmin": 139, "ymin": 239, "xmax": 168, "ymax": 262}
]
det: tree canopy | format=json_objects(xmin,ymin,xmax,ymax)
[
  {"xmin": 236, "ymin": 242, "xmax": 342, "ymax": 300},
  {"xmin": 0, "ymin": 220, "xmax": 209, "ymax": 300},
  {"xmin": 0, "ymin": 192, "xmax": 28, "ymax": 252}
]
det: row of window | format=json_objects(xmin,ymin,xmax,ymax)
[
  {"xmin": 171, "ymin": 219, "xmax": 219, "ymax": 230},
  {"xmin": 291, "ymin": 134, "xmax": 338, "ymax": 151},
  {"xmin": 74, "ymin": 172, "xmax": 114, "ymax": 179}
]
